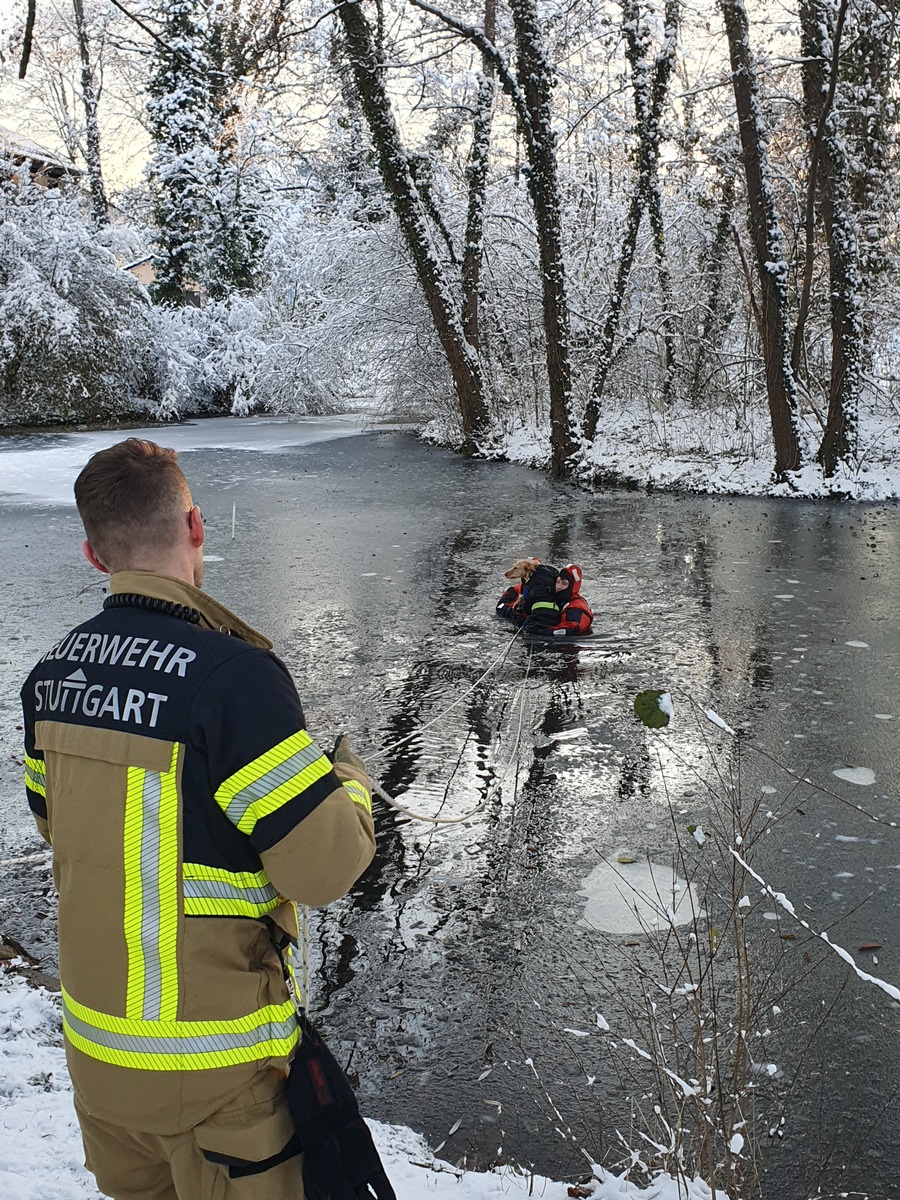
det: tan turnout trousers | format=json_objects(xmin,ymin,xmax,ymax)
[{"xmin": 76, "ymin": 1081, "xmax": 305, "ymax": 1200}]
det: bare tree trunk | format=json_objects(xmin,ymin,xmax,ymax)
[
  {"xmin": 689, "ymin": 174, "xmax": 735, "ymax": 407},
  {"xmin": 844, "ymin": 0, "xmax": 898, "ymax": 281},
  {"xmin": 336, "ymin": 0, "xmax": 489, "ymax": 453},
  {"xmin": 720, "ymin": 0, "xmax": 801, "ymax": 477},
  {"xmin": 629, "ymin": 0, "xmax": 679, "ymax": 402},
  {"xmin": 791, "ymin": 0, "xmax": 847, "ymax": 375},
  {"xmin": 582, "ymin": 0, "xmax": 678, "ymax": 438},
  {"xmin": 583, "ymin": 189, "xmax": 643, "ymax": 441},
  {"xmin": 19, "ymin": 0, "xmax": 36, "ymax": 78},
  {"xmin": 507, "ymin": 0, "xmax": 575, "ymax": 476},
  {"xmin": 644, "ymin": 160, "xmax": 676, "ymax": 400},
  {"xmin": 461, "ymin": 0, "xmax": 496, "ymax": 351},
  {"xmin": 73, "ymin": 0, "xmax": 109, "ymax": 226},
  {"xmin": 411, "ymin": 0, "xmax": 575, "ymax": 476},
  {"xmin": 800, "ymin": 0, "xmax": 860, "ymax": 475}
]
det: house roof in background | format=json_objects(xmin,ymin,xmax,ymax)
[{"xmin": 0, "ymin": 126, "xmax": 83, "ymax": 175}]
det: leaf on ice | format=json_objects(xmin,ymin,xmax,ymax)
[{"xmin": 633, "ymin": 689, "xmax": 671, "ymax": 728}]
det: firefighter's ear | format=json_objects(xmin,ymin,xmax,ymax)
[
  {"xmin": 82, "ymin": 540, "xmax": 109, "ymax": 574},
  {"xmin": 187, "ymin": 505, "xmax": 204, "ymax": 549}
]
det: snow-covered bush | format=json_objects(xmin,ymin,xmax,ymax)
[
  {"xmin": 0, "ymin": 184, "xmax": 172, "ymax": 427},
  {"xmin": 154, "ymin": 190, "xmax": 445, "ymax": 420}
]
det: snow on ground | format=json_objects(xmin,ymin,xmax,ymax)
[
  {"xmin": 0, "ymin": 973, "xmax": 717, "ymax": 1200},
  {"xmin": 442, "ymin": 397, "xmax": 900, "ymax": 500},
  {"xmin": 0, "ymin": 415, "xmax": 369, "ymax": 505}
]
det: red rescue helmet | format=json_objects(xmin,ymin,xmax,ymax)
[{"xmin": 558, "ymin": 563, "xmax": 583, "ymax": 596}]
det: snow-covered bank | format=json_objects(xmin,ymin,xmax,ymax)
[
  {"xmin": 0, "ymin": 415, "xmax": 370, "ymax": 505},
  {"xmin": 0, "ymin": 973, "xmax": 716, "ymax": 1200},
  {"xmin": 428, "ymin": 401, "xmax": 900, "ymax": 501}
]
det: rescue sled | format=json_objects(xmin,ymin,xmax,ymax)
[{"xmin": 523, "ymin": 627, "xmax": 595, "ymax": 642}]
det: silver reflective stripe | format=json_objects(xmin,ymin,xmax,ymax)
[
  {"xmin": 63, "ymin": 1002, "xmax": 298, "ymax": 1056},
  {"xmin": 140, "ymin": 771, "xmax": 164, "ymax": 1021},
  {"xmin": 224, "ymin": 743, "xmax": 325, "ymax": 824},
  {"xmin": 183, "ymin": 879, "xmax": 280, "ymax": 906}
]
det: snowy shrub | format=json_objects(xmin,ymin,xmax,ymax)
[{"xmin": 0, "ymin": 184, "xmax": 174, "ymax": 428}]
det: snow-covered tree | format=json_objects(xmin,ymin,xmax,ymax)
[
  {"xmin": 146, "ymin": 0, "xmax": 269, "ymax": 304},
  {"xmin": 0, "ymin": 184, "xmax": 175, "ymax": 426},
  {"xmin": 719, "ymin": 0, "xmax": 802, "ymax": 478}
]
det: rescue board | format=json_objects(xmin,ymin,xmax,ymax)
[
  {"xmin": 523, "ymin": 628, "xmax": 596, "ymax": 643},
  {"xmin": 495, "ymin": 618, "xmax": 597, "ymax": 645}
]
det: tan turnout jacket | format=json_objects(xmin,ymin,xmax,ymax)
[{"xmin": 20, "ymin": 573, "xmax": 375, "ymax": 1134}]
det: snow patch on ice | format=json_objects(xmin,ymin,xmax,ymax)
[
  {"xmin": 579, "ymin": 859, "xmax": 699, "ymax": 934},
  {"xmin": 833, "ymin": 767, "xmax": 876, "ymax": 785},
  {"xmin": 0, "ymin": 416, "xmax": 366, "ymax": 506}
]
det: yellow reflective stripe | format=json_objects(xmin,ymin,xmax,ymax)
[
  {"xmin": 24, "ymin": 767, "xmax": 46, "ymax": 796},
  {"xmin": 63, "ymin": 1024, "xmax": 299, "ymax": 1072},
  {"xmin": 530, "ymin": 602, "xmax": 559, "ymax": 612},
  {"xmin": 343, "ymin": 779, "xmax": 372, "ymax": 816},
  {"xmin": 157, "ymin": 747, "xmax": 180, "ymax": 1022},
  {"xmin": 123, "ymin": 745, "xmax": 181, "ymax": 1023},
  {"xmin": 62, "ymin": 988, "xmax": 299, "ymax": 1072},
  {"xmin": 184, "ymin": 896, "xmax": 282, "ymax": 918},
  {"xmin": 25, "ymin": 753, "xmax": 46, "ymax": 796},
  {"xmin": 214, "ymin": 731, "xmax": 333, "ymax": 835},
  {"xmin": 183, "ymin": 864, "xmax": 271, "ymax": 886},
  {"xmin": 182, "ymin": 863, "xmax": 281, "ymax": 919}
]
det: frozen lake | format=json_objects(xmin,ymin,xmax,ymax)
[{"xmin": 1, "ymin": 417, "xmax": 899, "ymax": 1197}]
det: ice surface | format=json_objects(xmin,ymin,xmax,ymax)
[
  {"xmin": 0, "ymin": 415, "xmax": 367, "ymax": 505},
  {"xmin": 578, "ymin": 859, "xmax": 699, "ymax": 934}
]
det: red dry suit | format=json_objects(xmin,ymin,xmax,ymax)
[
  {"xmin": 496, "ymin": 564, "xmax": 594, "ymax": 636},
  {"xmin": 552, "ymin": 564, "xmax": 593, "ymax": 635}
]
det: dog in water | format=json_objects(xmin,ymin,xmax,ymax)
[{"xmin": 503, "ymin": 556, "xmax": 541, "ymax": 583}]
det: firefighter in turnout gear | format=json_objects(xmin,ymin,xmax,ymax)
[{"xmin": 20, "ymin": 438, "xmax": 376, "ymax": 1200}]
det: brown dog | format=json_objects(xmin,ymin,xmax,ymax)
[{"xmin": 504, "ymin": 557, "xmax": 541, "ymax": 583}]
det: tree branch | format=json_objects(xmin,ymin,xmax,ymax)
[{"xmin": 408, "ymin": 0, "xmax": 530, "ymax": 140}]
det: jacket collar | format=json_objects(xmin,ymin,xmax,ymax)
[{"xmin": 107, "ymin": 571, "xmax": 273, "ymax": 650}]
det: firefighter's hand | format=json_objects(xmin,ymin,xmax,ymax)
[{"xmin": 332, "ymin": 734, "xmax": 368, "ymax": 779}]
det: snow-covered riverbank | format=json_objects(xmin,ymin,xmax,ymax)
[
  {"xmin": 425, "ymin": 397, "xmax": 900, "ymax": 501},
  {"xmin": 0, "ymin": 972, "xmax": 717, "ymax": 1200}
]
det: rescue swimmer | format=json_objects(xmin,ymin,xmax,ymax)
[{"xmin": 496, "ymin": 558, "xmax": 595, "ymax": 636}]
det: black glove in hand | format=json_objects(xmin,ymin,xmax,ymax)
[
  {"xmin": 524, "ymin": 608, "xmax": 560, "ymax": 632},
  {"xmin": 288, "ymin": 1015, "xmax": 397, "ymax": 1200}
]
